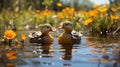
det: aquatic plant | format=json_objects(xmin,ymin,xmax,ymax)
[
  {"xmin": 21, "ymin": 34, "xmax": 26, "ymax": 43},
  {"xmin": 4, "ymin": 30, "xmax": 16, "ymax": 40},
  {"xmin": 4, "ymin": 30, "xmax": 16, "ymax": 47}
]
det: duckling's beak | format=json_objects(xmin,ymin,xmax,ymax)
[
  {"xmin": 58, "ymin": 25, "xmax": 64, "ymax": 29},
  {"xmin": 50, "ymin": 28, "xmax": 56, "ymax": 32}
]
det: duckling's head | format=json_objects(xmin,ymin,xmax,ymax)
[
  {"xmin": 60, "ymin": 21, "xmax": 73, "ymax": 33},
  {"xmin": 40, "ymin": 24, "xmax": 53, "ymax": 35}
]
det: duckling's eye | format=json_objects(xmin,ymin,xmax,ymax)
[
  {"xmin": 46, "ymin": 26, "xmax": 50, "ymax": 29},
  {"xmin": 65, "ymin": 24, "xmax": 68, "ymax": 26}
]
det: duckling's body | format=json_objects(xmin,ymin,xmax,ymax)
[
  {"xmin": 40, "ymin": 34, "xmax": 54, "ymax": 44},
  {"xmin": 58, "ymin": 21, "xmax": 81, "ymax": 44},
  {"xmin": 58, "ymin": 33, "xmax": 73, "ymax": 44},
  {"xmin": 29, "ymin": 24, "xmax": 54, "ymax": 44}
]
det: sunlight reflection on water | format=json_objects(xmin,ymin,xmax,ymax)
[{"xmin": 0, "ymin": 31, "xmax": 120, "ymax": 67}]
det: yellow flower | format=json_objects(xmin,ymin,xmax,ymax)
[
  {"xmin": 43, "ymin": 9, "xmax": 51, "ymax": 16},
  {"xmin": 63, "ymin": 7, "xmax": 75, "ymax": 15},
  {"xmin": 21, "ymin": 34, "xmax": 26, "ymax": 41},
  {"xmin": 87, "ymin": 10, "xmax": 98, "ymax": 17},
  {"xmin": 84, "ymin": 18, "xmax": 93, "ymax": 26},
  {"xmin": 111, "ymin": 15, "xmax": 119, "ymax": 20},
  {"xmin": 34, "ymin": 10, "xmax": 40, "ymax": 17},
  {"xmin": 61, "ymin": 7, "xmax": 75, "ymax": 19},
  {"xmin": 35, "ymin": 10, "xmax": 40, "ymax": 14},
  {"xmin": 68, "ymin": 15, "xmax": 73, "ymax": 20},
  {"xmin": 111, "ymin": 8, "xmax": 117, "ymax": 12},
  {"xmin": 57, "ymin": 2, "xmax": 62, "ymax": 7},
  {"xmin": 99, "ymin": 7, "xmax": 107, "ymax": 13},
  {"xmin": 69, "ymin": 8, "xmax": 75, "ymax": 14},
  {"xmin": 65, "ymin": 7, "xmax": 70, "ymax": 12},
  {"xmin": 4, "ymin": 30, "xmax": 16, "ymax": 39},
  {"xmin": 57, "ymin": 12, "xmax": 64, "ymax": 19},
  {"xmin": 93, "ymin": 4, "xmax": 99, "ymax": 9}
]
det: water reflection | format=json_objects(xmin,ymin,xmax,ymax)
[
  {"xmin": 60, "ymin": 44, "xmax": 73, "ymax": 60},
  {"xmin": 1, "ymin": 30, "xmax": 120, "ymax": 67},
  {"xmin": 0, "ymin": 50, "xmax": 17, "ymax": 67},
  {"xmin": 60, "ymin": 44, "xmax": 74, "ymax": 67},
  {"xmin": 40, "ymin": 44, "xmax": 52, "ymax": 58}
]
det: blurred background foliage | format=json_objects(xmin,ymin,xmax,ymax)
[
  {"xmin": 0, "ymin": 0, "xmax": 120, "ymax": 36},
  {"xmin": 0, "ymin": 0, "xmax": 93, "ymax": 11}
]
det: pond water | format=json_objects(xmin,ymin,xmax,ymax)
[{"xmin": 0, "ymin": 31, "xmax": 120, "ymax": 67}]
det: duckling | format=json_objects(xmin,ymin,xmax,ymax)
[
  {"xmin": 58, "ymin": 21, "xmax": 81, "ymax": 44},
  {"xmin": 29, "ymin": 31, "xmax": 41, "ymax": 43},
  {"xmin": 29, "ymin": 24, "xmax": 54, "ymax": 44}
]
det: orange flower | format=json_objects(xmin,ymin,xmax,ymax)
[
  {"xmin": 84, "ymin": 18, "xmax": 93, "ymax": 26},
  {"xmin": 21, "ymin": 34, "xmax": 26, "ymax": 41},
  {"xmin": 57, "ymin": 2, "xmax": 62, "ymax": 7},
  {"xmin": 4, "ymin": 30, "xmax": 16, "ymax": 39},
  {"xmin": 99, "ymin": 7, "xmax": 107, "ymax": 13},
  {"xmin": 111, "ymin": 15, "xmax": 119, "ymax": 20}
]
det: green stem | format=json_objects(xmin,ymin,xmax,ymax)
[{"xmin": 9, "ymin": 39, "xmax": 12, "ymax": 47}]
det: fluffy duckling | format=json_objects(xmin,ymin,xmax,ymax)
[
  {"xmin": 58, "ymin": 21, "xmax": 81, "ymax": 44},
  {"xmin": 29, "ymin": 24, "xmax": 54, "ymax": 44}
]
